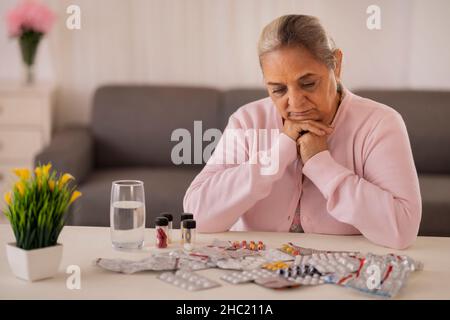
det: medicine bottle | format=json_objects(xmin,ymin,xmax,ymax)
[
  {"xmin": 155, "ymin": 217, "xmax": 169, "ymax": 248},
  {"xmin": 160, "ymin": 213, "xmax": 173, "ymax": 243},
  {"xmin": 180, "ymin": 213, "xmax": 193, "ymax": 243},
  {"xmin": 182, "ymin": 219, "xmax": 196, "ymax": 251}
]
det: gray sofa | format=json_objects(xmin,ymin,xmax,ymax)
[{"xmin": 35, "ymin": 85, "xmax": 450, "ymax": 236}]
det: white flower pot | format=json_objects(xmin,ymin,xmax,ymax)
[{"xmin": 5, "ymin": 242, "xmax": 63, "ymax": 282}]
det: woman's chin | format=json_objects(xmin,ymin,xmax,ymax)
[{"xmin": 287, "ymin": 114, "xmax": 321, "ymax": 121}]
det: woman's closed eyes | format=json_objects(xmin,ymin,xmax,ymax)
[{"xmin": 271, "ymin": 81, "xmax": 317, "ymax": 96}]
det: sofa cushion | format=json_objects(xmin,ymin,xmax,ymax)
[
  {"xmin": 418, "ymin": 174, "xmax": 450, "ymax": 236},
  {"xmin": 92, "ymin": 85, "xmax": 221, "ymax": 167},
  {"xmin": 353, "ymin": 90, "xmax": 450, "ymax": 174},
  {"xmin": 69, "ymin": 167, "xmax": 201, "ymax": 228},
  {"xmin": 221, "ymin": 88, "xmax": 267, "ymax": 130}
]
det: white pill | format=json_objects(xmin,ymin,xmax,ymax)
[
  {"xmin": 326, "ymin": 266, "xmax": 336, "ymax": 273},
  {"xmin": 347, "ymin": 264, "xmax": 357, "ymax": 271},
  {"xmin": 337, "ymin": 266, "xmax": 346, "ymax": 274},
  {"xmin": 315, "ymin": 266, "xmax": 326, "ymax": 273}
]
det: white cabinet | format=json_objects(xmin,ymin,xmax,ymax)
[{"xmin": 0, "ymin": 82, "xmax": 55, "ymax": 212}]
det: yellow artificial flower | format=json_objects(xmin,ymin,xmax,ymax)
[
  {"xmin": 42, "ymin": 163, "xmax": 52, "ymax": 176},
  {"xmin": 59, "ymin": 173, "xmax": 74, "ymax": 186},
  {"xmin": 48, "ymin": 180, "xmax": 56, "ymax": 191},
  {"xmin": 35, "ymin": 166, "xmax": 42, "ymax": 179},
  {"xmin": 69, "ymin": 190, "xmax": 82, "ymax": 204},
  {"xmin": 13, "ymin": 168, "xmax": 30, "ymax": 180},
  {"xmin": 4, "ymin": 192, "xmax": 12, "ymax": 206},
  {"xmin": 15, "ymin": 181, "xmax": 26, "ymax": 196}
]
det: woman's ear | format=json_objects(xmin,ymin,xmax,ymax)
[{"xmin": 333, "ymin": 49, "xmax": 343, "ymax": 80}]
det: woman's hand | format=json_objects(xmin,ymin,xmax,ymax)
[
  {"xmin": 296, "ymin": 132, "xmax": 328, "ymax": 164},
  {"xmin": 283, "ymin": 119, "xmax": 333, "ymax": 141}
]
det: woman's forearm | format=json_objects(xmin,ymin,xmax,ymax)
[
  {"xmin": 302, "ymin": 113, "xmax": 422, "ymax": 249},
  {"xmin": 183, "ymin": 133, "xmax": 297, "ymax": 232}
]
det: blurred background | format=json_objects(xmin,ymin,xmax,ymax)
[
  {"xmin": 1, "ymin": 0, "xmax": 449, "ymax": 127},
  {"xmin": 0, "ymin": 0, "xmax": 449, "ymax": 233}
]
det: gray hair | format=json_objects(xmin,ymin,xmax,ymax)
[{"xmin": 258, "ymin": 15, "xmax": 338, "ymax": 70}]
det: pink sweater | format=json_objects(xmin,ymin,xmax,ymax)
[{"xmin": 183, "ymin": 86, "xmax": 422, "ymax": 249}]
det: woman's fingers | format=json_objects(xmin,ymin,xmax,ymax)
[
  {"xmin": 292, "ymin": 121, "xmax": 333, "ymax": 136},
  {"xmin": 298, "ymin": 123, "xmax": 326, "ymax": 136},
  {"xmin": 303, "ymin": 120, "xmax": 334, "ymax": 133},
  {"xmin": 283, "ymin": 119, "xmax": 333, "ymax": 141}
]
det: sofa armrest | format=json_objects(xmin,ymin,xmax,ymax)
[{"xmin": 35, "ymin": 126, "xmax": 94, "ymax": 184}]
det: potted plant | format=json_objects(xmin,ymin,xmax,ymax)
[
  {"xmin": 6, "ymin": 0, "xmax": 55, "ymax": 85},
  {"xmin": 3, "ymin": 163, "xmax": 82, "ymax": 281}
]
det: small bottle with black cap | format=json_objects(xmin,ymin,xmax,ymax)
[
  {"xmin": 155, "ymin": 217, "xmax": 169, "ymax": 248},
  {"xmin": 182, "ymin": 219, "xmax": 196, "ymax": 251},
  {"xmin": 160, "ymin": 212, "xmax": 173, "ymax": 243},
  {"xmin": 180, "ymin": 213, "xmax": 193, "ymax": 243}
]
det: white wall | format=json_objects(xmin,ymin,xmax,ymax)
[{"xmin": 0, "ymin": 0, "xmax": 449, "ymax": 127}]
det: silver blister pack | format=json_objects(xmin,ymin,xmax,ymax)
[
  {"xmin": 94, "ymin": 255, "xmax": 179, "ymax": 274},
  {"xmin": 220, "ymin": 268, "xmax": 276, "ymax": 284},
  {"xmin": 158, "ymin": 270, "xmax": 221, "ymax": 291}
]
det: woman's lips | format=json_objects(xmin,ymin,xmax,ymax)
[
  {"xmin": 288, "ymin": 110, "xmax": 315, "ymax": 119},
  {"xmin": 289, "ymin": 111, "xmax": 311, "ymax": 116}
]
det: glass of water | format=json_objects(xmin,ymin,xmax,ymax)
[{"xmin": 110, "ymin": 180, "xmax": 146, "ymax": 249}]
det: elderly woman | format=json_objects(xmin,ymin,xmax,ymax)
[{"xmin": 183, "ymin": 15, "xmax": 421, "ymax": 249}]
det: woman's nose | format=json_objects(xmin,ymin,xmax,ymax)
[{"xmin": 287, "ymin": 90, "xmax": 307, "ymax": 110}]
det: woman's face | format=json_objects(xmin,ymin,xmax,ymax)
[{"xmin": 260, "ymin": 45, "xmax": 342, "ymax": 125}]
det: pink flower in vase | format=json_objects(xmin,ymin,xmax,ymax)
[{"xmin": 6, "ymin": 0, "xmax": 55, "ymax": 38}]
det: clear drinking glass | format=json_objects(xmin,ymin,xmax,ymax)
[{"xmin": 110, "ymin": 180, "xmax": 146, "ymax": 249}]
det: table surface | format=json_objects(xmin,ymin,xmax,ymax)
[{"xmin": 1, "ymin": 225, "xmax": 449, "ymax": 300}]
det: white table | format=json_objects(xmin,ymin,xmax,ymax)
[{"xmin": 1, "ymin": 225, "xmax": 449, "ymax": 299}]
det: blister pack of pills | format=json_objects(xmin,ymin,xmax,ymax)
[
  {"xmin": 189, "ymin": 246, "xmax": 231, "ymax": 262},
  {"xmin": 94, "ymin": 255, "xmax": 179, "ymax": 274},
  {"xmin": 167, "ymin": 250, "xmax": 216, "ymax": 271},
  {"xmin": 277, "ymin": 264, "xmax": 322, "ymax": 278},
  {"xmin": 220, "ymin": 268, "xmax": 276, "ymax": 284},
  {"xmin": 227, "ymin": 248, "xmax": 261, "ymax": 259},
  {"xmin": 290, "ymin": 274, "xmax": 327, "ymax": 286},
  {"xmin": 158, "ymin": 270, "xmax": 221, "ymax": 291},
  {"xmin": 276, "ymin": 264, "xmax": 327, "ymax": 286},
  {"xmin": 280, "ymin": 243, "xmax": 359, "ymax": 257},
  {"xmin": 208, "ymin": 239, "xmax": 233, "ymax": 249},
  {"xmin": 254, "ymin": 276, "xmax": 301, "ymax": 289},
  {"xmin": 306, "ymin": 252, "xmax": 361, "ymax": 275},
  {"xmin": 262, "ymin": 261, "xmax": 290, "ymax": 271},
  {"xmin": 330, "ymin": 253, "xmax": 423, "ymax": 298},
  {"xmin": 216, "ymin": 256, "xmax": 267, "ymax": 271},
  {"xmin": 261, "ymin": 248, "xmax": 295, "ymax": 262},
  {"xmin": 231, "ymin": 240, "xmax": 266, "ymax": 251}
]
